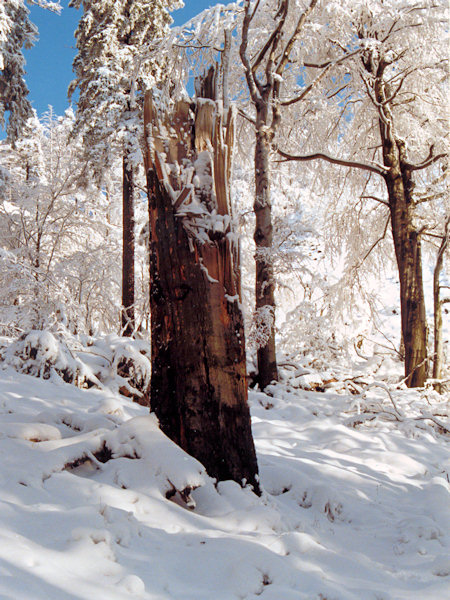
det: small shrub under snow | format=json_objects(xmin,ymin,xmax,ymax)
[{"xmin": 0, "ymin": 329, "xmax": 151, "ymax": 404}]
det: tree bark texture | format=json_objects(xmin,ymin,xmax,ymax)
[
  {"xmin": 369, "ymin": 58, "xmax": 428, "ymax": 387},
  {"xmin": 122, "ymin": 151, "xmax": 135, "ymax": 336},
  {"xmin": 384, "ymin": 161, "xmax": 427, "ymax": 387},
  {"xmin": 144, "ymin": 85, "xmax": 260, "ymax": 493},
  {"xmin": 254, "ymin": 114, "xmax": 278, "ymax": 390}
]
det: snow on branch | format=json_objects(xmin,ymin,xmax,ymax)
[
  {"xmin": 28, "ymin": 0, "xmax": 62, "ymax": 12},
  {"xmin": 280, "ymin": 48, "xmax": 361, "ymax": 107},
  {"xmin": 406, "ymin": 145, "xmax": 447, "ymax": 172},
  {"xmin": 277, "ymin": 149, "xmax": 388, "ymax": 177}
]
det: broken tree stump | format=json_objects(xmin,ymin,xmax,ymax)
[{"xmin": 144, "ymin": 70, "xmax": 260, "ymax": 494}]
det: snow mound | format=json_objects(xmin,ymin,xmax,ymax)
[
  {"xmin": 0, "ymin": 369, "xmax": 448, "ymax": 600},
  {"xmin": 103, "ymin": 415, "xmax": 207, "ymax": 504},
  {"xmin": 1, "ymin": 330, "xmax": 151, "ymax": 403}
]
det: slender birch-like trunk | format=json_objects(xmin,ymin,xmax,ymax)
[
  {"xmin": 432, "ymin": 220, "xmax": 449, "ymax": 391},
  {"xmin": 122, "ymin": 150, "xmax": 135, "ymax": 336}
]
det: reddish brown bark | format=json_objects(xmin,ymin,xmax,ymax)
[{"xmin": 144, "ymin": 84, "xmax": 260, "ymax": 493}]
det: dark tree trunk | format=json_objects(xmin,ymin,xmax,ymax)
[
  {"xmin": 144, "ymin": 84, "xmax": 260, "ymax": 494},
  {"xmin": 254, "ymin": 116, "xmax": 278, "ymax": 390},
  {"xmin": 385, "ymin": 164, "xmax": 427, "ymax": 387},
  {"xmin": 374, "ymin": 71, "xmax": 428, "ymax": 387},
  {"xmin": 122, "ymin": 151, "xmax": 135, "ymax": 336}
]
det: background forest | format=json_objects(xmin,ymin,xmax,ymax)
[
  {"xmin": 0, "ymin": 1, "xmax": 448, "ymax": 599},
  {"xmin": 0, "ymin": 0, "xmax": 448, "ymax": 388}
]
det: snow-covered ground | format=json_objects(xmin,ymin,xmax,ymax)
[{"xmin": 0, "ymin": 366, "xmax": 448, "ymax": 600}]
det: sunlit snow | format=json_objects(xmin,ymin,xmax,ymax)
[{"xmin": 0, "ymin": 366, "xmax": 448, "ymax": 599}]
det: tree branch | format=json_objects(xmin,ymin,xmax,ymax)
[
  {"xmin": 361, "ymin": 195, "xmax": 389, "ymax": 207},
  {"xmin": 281, "ymin": 48, "xmax": 360, "ymax": 107},
  {"xmin": 358, "ymin": 213, "xmax": 390, "ymax": 266},
  {"xmin": 237, "ymin": 108, "xmax": 256, "ymax": 126},
  {"xmin": 406, "ymin": 145, "xmax": 447, "ymax": 171},
  {"xmin": 251, "ymin": 1, "xmax": 287, "ymax": 76},
  {"xmin": 276, "ymin": 149, "xmax": 388, "ymax": 177},
  {"xmin": 240, "ymin": 0, "xmax": 262, "ymax": 102},
  {"xmin": 248, "ymin": 0, "xmax": 262, "ymax": 23},
  {"xmin": 275, "ymin": 0, "xmax": 318, "ymax": 77}
]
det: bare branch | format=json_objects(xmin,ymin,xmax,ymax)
[
  {"xmin": 277, "ymin": 149, "xmax": 388, "ymax": 177},
  {"xmin": 380, "ymin": 15, "xmax": 401, "ymax": 43},
  {"xmin": 382, "ymin": 73, "xmax": 409, "ymax": 105},
  {"xmin": 397, "ymin": 355, "xmax": 432, "ymax": 388},
  {"xmin": 359, "ymin": 71, "xmax": 392, "ymax": 129},
  {"xmin": 361, "ymin": 195, "xmax": 389, "ymax": 207},
  {"xmin": 281, "ymin": 64, "xmax": 331, "ymax": 107},
  {"xmin": 237, "ymin": 108, "xmax": 256, "ymax": 126},
  {"xmin": 327, "ymin": 82, "xmax": 350, "ymax": 100},
  {"xmin": 240, "ymin": 0, "xmax": 262, "ymax": 102},
  {"xmin": 281, "ymin": 48, "xmax": 360, "ymax": 107},
  {"xmin": 406, "ymin": 145, "xmax": 447, "ymax": 171},
  {"xmin": 251, "ymin": 1, "xmax": 287, "ymax": 76},
  {"xmin": 358, "ymin": 213, "xmax": 390, "ymax": 265},
  {"xmin": 275, "ymin": 0, "xmax": 319, "ymax": 77},
  {"xmin": 414, "ymin": 191, "xmax": 446, "ymax": 204},
  {"xmin": 249, "ymin": 0, "xmax": 262, "ymax": 23}
]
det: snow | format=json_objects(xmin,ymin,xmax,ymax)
[{"xmin": 0, "ymin": 366, "xmax": 448, "ymax": 599}]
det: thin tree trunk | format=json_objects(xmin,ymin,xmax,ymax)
[
  {"xmin": 433, "ymin": 220, "xmax": 449, "ymax": 392},
  {"xmin": 122, "ymin": 151, "xmax": 135, "ymax": 336},
  {"xmin": 144, "ymin": 83, "xmax": 260, "ymax": 493},
  {"xmin": 254, "ymin": 119, "xmax": 278, "ymax": 390},
  {"xmin": 222, "ymin": 29, "xmax": 231, "ymax": 110}
]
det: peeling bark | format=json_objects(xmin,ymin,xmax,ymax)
[{"xmin": 144, "ymin": 82, "xmax": 260, "ymax": 493}]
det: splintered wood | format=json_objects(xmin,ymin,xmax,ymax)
[
  {"xmin": 144, "ymin": 84, "xmax": 239, "ymax": 299},
  {"xmin": 144, "ymin": 74, "xmax": 260, "ymax": 494}
]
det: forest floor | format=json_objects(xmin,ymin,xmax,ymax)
[{"xmin": 0, "ymin": 363, "xmax": 448, "ymax": 600}]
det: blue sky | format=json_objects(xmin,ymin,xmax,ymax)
[{"xmin": 20, "ymin": 0, "xmax": 220, "ymax": 120}]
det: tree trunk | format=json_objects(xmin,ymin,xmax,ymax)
[
  {"xmin": 372, "ymin": 62, "xmax": 428, "ymax": 388},
  {"xmin": 432, "ymin": 221, "xmax": 449, "ymax": 392},
  {"xmin": 144, "ymin": 82, "xmax": 260, "ymax": 494},
  {"xmin": 254, "ymin": 117, "xmax": 278, "ymax": 390},
  {"xmin": 386, "ymin": 165, "xmax": 427, "ymax": 387},
  {"xmin": 122, "ymin": 151, "xmax": 135, "ymax": 336}
]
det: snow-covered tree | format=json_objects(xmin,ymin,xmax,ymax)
[
  {"xmin": 279, "ymin": 0, "xmax": 448, "ymax": 387},
  {"xmin": 0, "ymin": 0, "xmax": 36, "ymax": 141},
  {"xmin": 430, "ymin": 217, "xmax": 449, "ymax": 390},
  {"xmin": 149, "ymin": 0, "xmax": 353, "ymax": 388},
  {"xmin": 69, "ymin": 0, "xmax": 182, "ymax": 335},
  {"xmin": 0, "ymin": 0, "xmax": 61, "ymax": 141},
  {"xmin": 238, "ymin": 0, "xmax": 322, "ymax": 388},
  {"xmin": 0, "ymin": 109, "xmax": 122, "ymax": 332}
]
